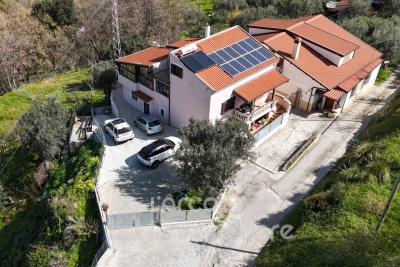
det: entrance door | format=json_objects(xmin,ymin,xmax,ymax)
[
  {"xmin": 144, "ymin": 102, "xmax": 150, "ymax": 115},
  {"xmin": 324, "ymin": 98, "xmax": 335, "ymax": 110},
  {"xmin": 293, "ymin": 89, "xmax": 301, "ymax": 108}
]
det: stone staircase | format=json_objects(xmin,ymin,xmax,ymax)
[{"xmin": 270, "ymin": 104, "xmax": 286, "ymax": 121}]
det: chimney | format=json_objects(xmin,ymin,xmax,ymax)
[
  {"xmin": 205, "ymin": 23, "xmax": 211, "ymax": 38},
  {"xmin": 291, "ymin": 37, "xmax": 302, "ymax": 60}
]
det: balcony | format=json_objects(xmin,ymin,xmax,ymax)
[{"xmin": 233, "ymin": 99, "xmax": 278, "ymax": 123}]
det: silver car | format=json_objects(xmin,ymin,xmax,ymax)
[
  {"xmin": 134, "ymin": 115, "xmax": 162, "ymax": 135},
  {"xmin": 104, "ymin": 118, "xmax": 134, "ymax": 144},
  {"xmin": 138, "ymin": 136, "xmax": 182, "ymax": 168}
]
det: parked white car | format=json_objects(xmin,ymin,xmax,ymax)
[
  {"xmin": 138, "ymin": 136, "xmax": 182, "ymax": 169},
  {"xmin": 104, "ymin": 118, "xmax": 134, "ymax": 144},
  {"xmin": 134, "ymin": 115, "xmax": 162, "ymax": 135}
]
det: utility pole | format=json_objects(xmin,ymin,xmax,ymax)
[
  {"xmin": 111, "ymin": 0, "xmax": 121, "ymax": 84},
  {"xmin": 376, "ymin": 175, "xmax": 400, "ymax": 232}
]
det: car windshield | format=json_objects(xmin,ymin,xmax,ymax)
[
  {"xmin": 148, "ymin": 120, "xmax": 161, "ymax": 127},
  {"xmin": 117, "ymin": 126, "xmax": 132, "ymax": 134},
  {"xmin": 112, "ymin": 119, "xmax": 125, "ymax": 125},
  {"xmin": 164, "ymin": 139, "xmax": 175, "ymax": 147}
]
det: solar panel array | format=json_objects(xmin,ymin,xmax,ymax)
[
  {"xmin": 180, "ymin": 51, "xmax": 216, "ymax": 73},
  {"xmin": 208, "ymin": 37, "xmax": 274, "ymax": 76}
]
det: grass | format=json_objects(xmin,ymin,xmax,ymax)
[
  {"xmin": 0, "ymin": 68, "xmax": 108, "ymax": 137},
  {"xmin": 256, "ymin": 81, "xmax": 400, "ymax": 266},
  {"xmin": 189, "ymin": 0, "xmax": 215, "ymax": 14},
  {"xmin": 214, "ymin": 211, "xmax": 229, "ymax": 226},
  {"xmin": 376, "ymin": 60, "xmax": 398, "ymax": 84}
]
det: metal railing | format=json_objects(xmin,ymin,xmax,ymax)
[
  {"xmin": 233, "ymin": 100, "xmax": 277, "ymax": 123},
  {"xmin": 91, "ymin": 110, "xmax": 111, "ymax": 267}
]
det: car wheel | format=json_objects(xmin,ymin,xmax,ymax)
[
  {"xmin": 151, "ymin": 161, "xmax": 160, "ymax": 169},
  {"xmin": 145, "ymin": 130, "xmax": 149, "ymax": 136},
  {"xmin": 114, "ymin": 139, "xmax": 118, "ymax": 145},
  {"xmin": 134, "ymin": 121, "xmax": 137, "ymax": 127}
]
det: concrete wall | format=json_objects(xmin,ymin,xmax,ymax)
[
  {"xmin": 277, "ymin": 60, "xmax": 325, "ymax": 110},
  {"xmin": 169, "ymin": 54, "xmax": 212, "ymax": 128},
  {"xmin": 302, "ymin": 40, "xmax": 343, "ymax": 66},
  {"xmin": 118, "ymin": 74, "xmax": 170, "ymax": 124},
  {"xmin": 248, "ymin": 28, "xmax": 279, "ymax": 35}
]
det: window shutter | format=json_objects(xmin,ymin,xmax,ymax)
[{"xmin": 221, "ymin": 101, "xmax": 227, "ymax": 115}]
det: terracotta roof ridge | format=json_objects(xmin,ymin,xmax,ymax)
[
  {"xmin": 304, "ymin": 14, "xmax": 324, "ymax": 23},
  {"xmin": 301, "ymin": 22, "xmax": 360, "ymax": 50},
  {"xmin": 307, "ymin": 16, "xmax": 383, "ymax": 57}
]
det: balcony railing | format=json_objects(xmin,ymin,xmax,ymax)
[{"xmin": 233, "ymin": 99, "xmax": 278, "ymax": 123}]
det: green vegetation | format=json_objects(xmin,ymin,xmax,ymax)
[
  {"xmin": 173, "ymin": 186, "xmax": 206, "ymax": 210},
  {"xmin": 214, "ymin": 211, "xmax": 229, "ymax": 226},
  {"xmin": 0, "ymin": 141, "xmax": 102, "ymax": 267},
  {"xmin": 376, "ymin": 60, "xmax": 399, "ymax": 84},
  {"xmin": 189, "ymin": 0, "xmax": 215, "ymax": 14},
  {"xmin": 0, "ymin": 68, "xmax": 108, "ymax": 137},
  {"xmin": 256, "ymin": 87, "xmax": 400, "ymax": 266}
]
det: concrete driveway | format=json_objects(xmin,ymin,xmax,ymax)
[{"xmin": 95, "ymin": 104, "xmax": 190, "ymax": 215}]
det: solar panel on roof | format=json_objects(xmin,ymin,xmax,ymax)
[
  {"xmin": 220, "ymin": 63, "xmax": 239, "ymax": 76},
  {"xmin": 231, "ymin": 43, "xmax": 246, "ymax": 54},
  {"xmin": 236, "ymin": 57, "xmax": 253, "ymax": 69},
  {"xmin": 193, "ymin": 51, "xmax": 215, "ymax": 68},
  {"xmin": 216, "ymin": 50, "xmax": 233, "ymax": 61},
  {"xmin": 257, "ymin": 48, "xmax": 273, "ymax": 60},
  {"xmin": 224, "ymin": 46, "xmax": 240, "ymax": 58},
  {"xmin": 250, "ymin": 50, "xmax": 266, "ymax": 62},
  {"xmin": 243, "ymin": 53, "xmax": 260, "ymax": 65},
  {"xmin": 237, "ymin": 40, "xmax": 253, "ymax": 52},
  {"xmin": 208, "ymin": 53, "xmax": 225, "ymax": 65},
  {"xmin": 229, "ymin": 60, "xmax": 246, "ymax": 72},
  {"xmin": 244, "ymin": 38, "xmax": 261, "ymax": 49},
  {"xmin": 181, "ymin": 55, "xmax": 205, "ymax": 72}
]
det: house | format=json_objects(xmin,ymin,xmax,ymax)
[
  {"xmin": 115, "ymin": 25, "xmax": 291, "ymax": 143},
  {"xmin": 248, "ymin": 15, "xmax": 383, "ymax": 112}
]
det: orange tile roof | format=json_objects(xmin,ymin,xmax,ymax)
[
  {"xmin": 338, "ymin": 58, "xmax": 382, "ymax": 92},
  {"xmin": 248, "ymin": 19, "xmax": 300, "ymax": 30},
  {"xmin": 196, "ymin": 26, "xmax": 250, "ymax": 54},
  {"xmin": 198, "ymin": 58, "xmax": 278, "ymax": 91},
  {"xmin": 252, "ymin": 15, "xmax": 382, "ymax": 89},
  {"xmin": 234, "ymin": 70, "xmax": 288, "ymax": 102},
  {"xmin": 290, "ymin": 23, "xmax": 359, "ymax": 56},
  {"xmin": 167, "ymin": 26, "xmax": 281, "ymax": 91},
  {"xmin": 115, "ymin": 47, "xmax": 169, "ymax": 66},
  {"xmin": 132, "ymin": 90, "xmax": 153, "ymax": 103},
  {"xmin": 166, "ymin": 38, "xmax": 201, "ymax": 49},
  {"xmin": 323, "ymin": 89, "xmax": 344, "ymax": 101}
]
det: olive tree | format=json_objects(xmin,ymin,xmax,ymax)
[
  {"xmin": 19, "ymin": 96, "xmax": 69, "ymax": 160},
  {"xmin": 174, "ymin": 117, "xmax": 256, "ymax": 197}
]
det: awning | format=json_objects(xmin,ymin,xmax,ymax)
[
  {"xmin": 132, "ymin": 90, "xmax": 153, "ymax": 103},
  {"xmin": 234, "ymin": 70, "xmax": 288, "ymax": 102},
  {"xmin": 316, "ymin": 88, "xmax": 344, "ymax": 101}
]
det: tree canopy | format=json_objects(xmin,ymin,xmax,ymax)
[
  {"xmin": 174, "ymin": 117, "xmax": 256, "ymax": 197},
  {"xmin": 19, "ymin": 96, "xmax": 69, "ymax": 160}
]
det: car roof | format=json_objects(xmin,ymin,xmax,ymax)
[
  {"xmin": 110, "ymin": 118, "xmax": 126, "ymax": 125},
  {"xmin": 140, "ymin": 139, "xmax": 167, "ymax": 154},
  {"xmin": 140, "ymin": 115, "xmax": 159, "ymax": 123}
]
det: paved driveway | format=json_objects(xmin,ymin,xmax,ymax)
[{"xmin": 96, "ymin": 104, "xmax": 190, "ymax": 215}]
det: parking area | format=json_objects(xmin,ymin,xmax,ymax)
[{"xmin": 95, "ymin": 96, "xmax": 190, "ymax": 215}]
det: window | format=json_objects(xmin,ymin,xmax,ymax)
[
  {"xmin": 363, "ymin": 72, "xmax": 371, "ymax": 87},
  {"xmin": 131, "ymin": 91, "xmax": 138, "ymax": 101},
  {"xmin": 138, "ymin": 66, "xmax": 154, "ymax": 89},
  {"xmin": 349, "ymin": 86, "xmax": 356, "ymax": 98},
  {"xmin": 159, "ymin": 107, "xmax": 165, "ymax": 117},
  {"xmin": 171, "ymin": 64, "xmax": 183, "ymax": 78},
  {"xmin": 156, "ymin": 80, "xmax": 170, "ymax": 97},
  {"xmin": 220, "ymin": 96, "xmax": 236, "ymax": 115},
  {"xmin": 120, "ymin": 64, "xmax": 136, "ymax": 82}
]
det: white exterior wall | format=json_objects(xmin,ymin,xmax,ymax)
[
  {"xmin": 118, "ymin": 73, "xmax": 170, "ymax": 124},
  {"xmin": 248, "ymin": 28, "xmax": 279, "ymax": 35},
  {"xmin": 208, "ymin": 65, "xmax": 275, "ymax": 121},
  {"xmin": 338, "ymin": 51, "xmax": 354, "ymax": 66},
  {"xmin": 277, "ymin": 60, "xmax": 325, "ymax": 110},
  {"xmin": 169, "ymin": 55, "xmax": 211, "ymax": 128},
  {"xmin": 302, "ymin": 40, "xmax": 343, "ymax": 66}
]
